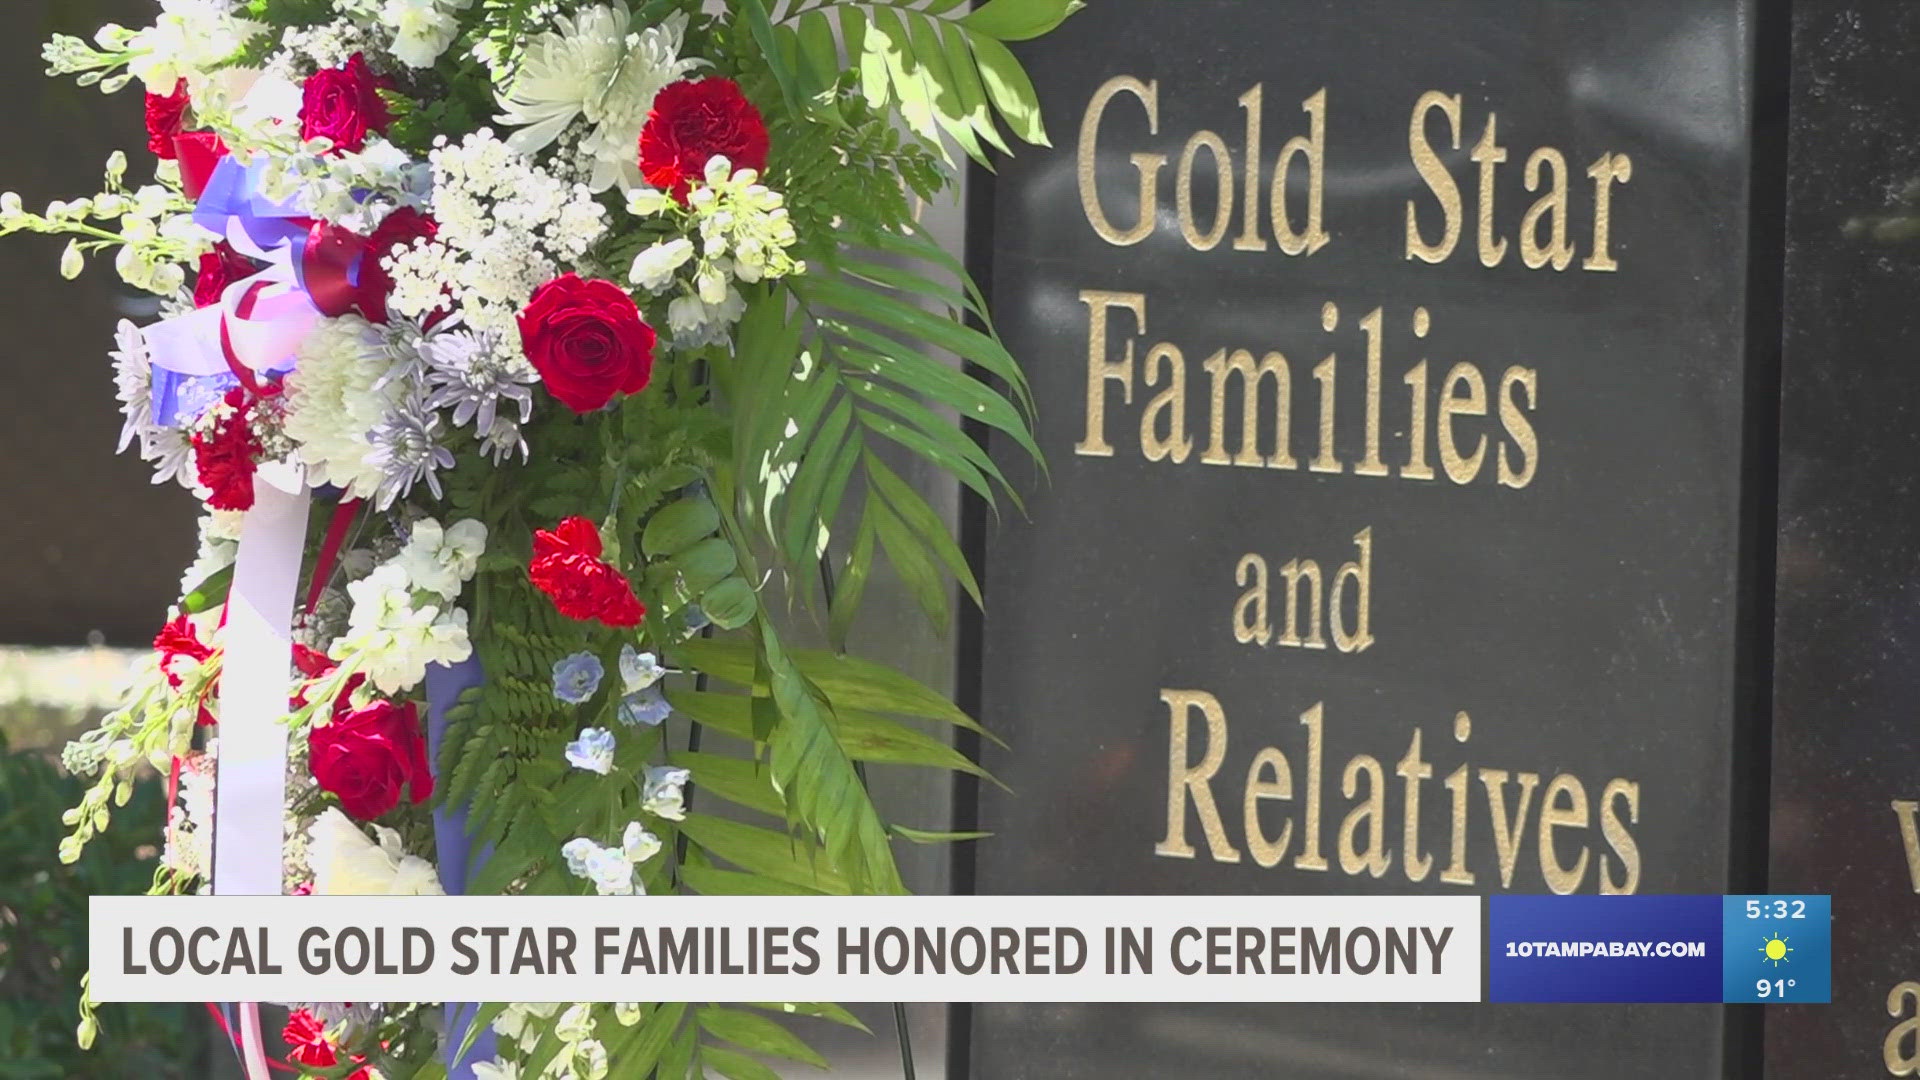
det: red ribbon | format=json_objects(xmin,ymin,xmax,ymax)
[
  {"xmin": 175, "ymin": 134, "xmax": 230, "ymax": 201},
  {"xmin": 304, "ymin": 499, "xmax": 362, "ymax": 615},
  {"xmin": 300, "ymin": 222, "xmax": 369, "ymax": 319}
]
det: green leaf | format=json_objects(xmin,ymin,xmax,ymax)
[
  {"xmin": 842, "ymin": 7, "xmax": 888, "ymax": 111},
  {"xmin": 652, "ymin": 537, "xmax": 739, "ymax": 598},
  {"xmin": 605, "ymin": 1000, "xmax": 686, "ymax": 1071},
  {"xmin": 702, "ymin": 1047, "xmax": 785, "ymax": 1080},
  {"xmin": 740, "ymin": 0, "xmax": 803, "ymax": 117},
  {"xmin": 794, "ymin": 10, "xmax": 841, "ymax": 93},
  {"xmin": 674, "ymin": 639, "xmax": 994, "ymax": 740},
  {"xmin": 701, "ymin": 577, "xmax": 761, "ymax": 630},
  {"xmin": 868, "ymin": 6, "xmax": 941, "ymax": 149},
  {"xmin": 678, "ymin": 812, "xmax": 853, "ymax": 894},
  {"xmin": 643, "ymin": 497, "xmax": 721, "ymax": 558},
  {"xmin": 682, "ymin": 864, "xmax": 830, "ymax": 896},
  {"xmin": 671, "ymin": 751, "xmax": 785, "ymax": 818},
  {"xmin": 891, "ymin": 824, "xmax": 993, "ymax": 844},
  {"xmin": 939, "ymin": 19, "xmax": 1012, "ymax": 156},
  {"xmin": 962, "ymin": 0, "xmax": 1084, "ymax": 41},
  {"xmin": 872, "ymin": 500, "xmax": 950, "ymax": 630},
  {"xmin": 827, "ymin": 515, "xmax": 879, "ymax": 653},
  {"xmin": 744, "ymin": 1002, "xmax": 871, "ymax": 1033},
  {"xmin": 699, "ymin": 1006, "xmax": 829, "ymax": 1068},
  {"xmin": 967, "ymin": 30, "xmax": 1049, "ymax": 146},
  {"xmin": 182, "ymin": 565, "xmax": 233, "ymax": 613},
  {"xmin": 865, "ymin": 451, "xmax": 983, "ymax": 608}
]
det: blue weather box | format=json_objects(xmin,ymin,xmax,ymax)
[{"xmin": 1722, "ymin": 895, "xmax": 1830, "ymax": 1003}]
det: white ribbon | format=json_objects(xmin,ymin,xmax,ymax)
[{"xmin": 212, "ymin": 475, "xmax": 311, "ymax": 1079}]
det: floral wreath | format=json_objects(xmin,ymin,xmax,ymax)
[{"xmin": 15, "ymin": 0, "xmax": 1079, "ymax": 1076}]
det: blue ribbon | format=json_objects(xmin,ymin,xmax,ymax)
[{"xmin": 425, "ymin": 657, "xmax": 498, "ymax": 1076}]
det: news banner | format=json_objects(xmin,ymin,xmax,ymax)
[{"xmin": 89, "ymin": 894, "xmax": 1829, "ymax": 1005}]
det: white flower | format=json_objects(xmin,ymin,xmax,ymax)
[
  {"xmin": 397, "ymin": 517, "xmax": 487, "ymax": 600},
  {"xmin": 109, "ymin": 320, "xmax": 153, "ymax": 455},
  {"xmin": 641, "ymin": 766, "xmax": 691, "ymax": 822},
  {"xmin": 126, "ymin": 0, "xmax": 267, "ymax": 93},
  {"xmin": 332, "ymin": 564, "xmax": 473, "ymax": 693},
  {"xmin": 621, "ymin": 821, "xmax": 661, "ymax": 865},
  {"xmin": 630, "ymin": 238, "xmax": 695, "ymax": 292},
  {"xmin": 492, "ymin": 1002, "xmax": 562, "ymax": 1053},
  {"xmin": 618, "ymin": 647, "xmax": 666, "ymax": 694},
  {"xmin": 494, "ymin": 8, "xmax": 703, "ymax": 191},
  {"xmin": 285, "ymin": 316, "xmax": 411, "ymax": 500},
  {"xmin": 564, "ymin": 727, "xmax": 616, "ymax": 775},
  {"xmin": 555, "ymin": 1004, "xmax": 595, "ymax": 1043},
  {"xmin": 380, "ymin": 0, "xmax": 469, "ymax": 69},
  {"xmin": 471, "ymin": 1061, "xmax": 520, "ymax": 1080},
  {"xmin": 583, "ymin": 846, "xmax": 637, "ymax": 896},
  {"xmin": 306, "ymin": 807, "xmax": 446, "ymax": 895}
]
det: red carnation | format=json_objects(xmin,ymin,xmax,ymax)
[
  {"xmin": 354, "ymin": 207, "xmax": 438, "ymax": 324},
  {"xmin": 154, "ymin": 613, "xmax": 211, "ymax": 685},
  {"xmin": 299, "ymin": 53, "xmax": 392, "ymax": 154},
  {"xmin": 194, "ymin": 243, "xmax": 256, "ymax": 309},
  {"xmin": 284, "ymin": 1010, "xmax": 371, "ymax": 1080},
  {"xmin": 145, "ymin": 81, "xmax": 190, "ymax": 160},
  {"xmin": 308, "ymin": 679, "xmax": 434, "ymax": 821},
  {"xmin": 529, "ymin": 517, "xmax": 646, "ymax": 628},
  {"xmin": 517, "ymin": 273, "xmax": 656, "ymax": 413},
  {"xmin": 191, "ymin": 388, "xmax": 263, "ymax": 512},
  {"xmin": 638, "ymin": 77, "xmax": 770, "ymax": 203}
]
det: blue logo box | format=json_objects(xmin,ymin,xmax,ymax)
[{"xmin": 1489, "ymin": 895, "xmax": 1722, "ymax": 1003}]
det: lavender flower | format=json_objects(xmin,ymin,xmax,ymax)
[{"xmin": 551, "ymin": 651, "xmax": 605, "ymax": 704}]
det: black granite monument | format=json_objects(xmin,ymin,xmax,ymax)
[{"xmin": 964, "ymin": 0, "xmax": 1793, "ymax": 1075}]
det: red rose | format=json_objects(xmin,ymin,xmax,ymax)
[
  {"xmin": 194, "ymin": 243, "xmax": 255, "ymax": 309},
  {"xmin": 517, "ymin": 273, "xmax": 656, "ymax": 413},
  {"xmin": 191, "ymin": 388, "xmax": 262, "ymax": 512},
  {"xmin": 308, "ymin": 682, "xmax": 435, "ymax": 821},
  {"xmin": 639, "ymin": 77, "xmax": 770, "ymax": 202},
  {"xmin": 529, "ymin": 517, "xmax": 647, "ymax": 628},
  {"xmin": 354, "ymin": 207, "xmax": 438, "ymax": 324},
  {"xmin": 145, "ymin": 81, "xmax": 190, "ymax": 160},
  {"xmin": 299, "ymin": 53, "xmax": 392, "ymax": 154}
]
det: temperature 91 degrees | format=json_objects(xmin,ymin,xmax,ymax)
[{"xmin": 1757, "ymin": 978, "xmax": 1798, "ymax": 999}]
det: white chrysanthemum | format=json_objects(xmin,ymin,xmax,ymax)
[
  {"xmin": 109, "ymin": 320, "xmax": 153, "ymax": 454},
  {"xmin": 306, "ymin": 807, "xmax": 447, "ymax": 895},
  {"xmin": 495, "ymin": 8, "xmax": 703, "ymax": 191},
  {"xmin": 285, "ymin": 316, "xmax": 409, "ymax": 500}
]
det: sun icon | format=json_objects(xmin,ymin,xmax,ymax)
[{"xmin": 1759, "ymin": 933, "xmax": 1792, "ymax": 967}]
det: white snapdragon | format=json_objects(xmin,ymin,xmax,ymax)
[
  {"xmin": 641, "ymin": 766, "xmax": 690, "ymax": 822},
  {"xmin": 327, "ymin": 517, "xmax": 485, "ymax": 693},
  {"xmin": 162, "ymin": 749, "xmax": 216, "ymax": 883},
  {"xmin": 125, "ymin": 1, "xmax": 268, "ymax": 93},
  {"xmin": 397, "ymin": 517, "xmax": 488, "ymax": 600},
  {"xmin": 179, "ymin": 509, "xmax": 245, "ymax": 597},
  {"xmin": 494, "ymin": 8, "xmax": 703, "ymax": 191},
  {"xmin": 492, "ymin": 1003, "xmax": 563, "ymax": 1053},
  {"xmin": 306, "ymin": 807, "xmax": 446, "ymax": 895},
  {"xmin": 628, "ymin": 156, "xmax": 803, "ymax": 344}
]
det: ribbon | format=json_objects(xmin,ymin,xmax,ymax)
[
  {"xmin": 211, "ymin": 476, "xmax": 312, "ymax": 1080},
  {"xmin": 425, "ymin": 658, "xmax": 499, "ymax": 1077},
  {"xmin": 146, "ymin": 154, "xmax": 374, "ymax": 426}
]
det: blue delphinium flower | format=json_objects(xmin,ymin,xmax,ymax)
[
  {"xmin": 564, "ymin": 727, "xmax": 617, "ymax": 774},
  {"xmin": 551, "ymin": 651, "xmax": 605, "ymax": 704},
  {"xmin": 617, "ymin": 685, "xmax": 673, "ymax": 728}
]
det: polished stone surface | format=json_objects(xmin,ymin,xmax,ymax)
[
  {"xmin": 1769, "ymin": 4, "xmax": 1920, "ymax": 1076},
  {"xmin": 970, "ymin": 1, "xmax": 1765, "ymax": 1075}
]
